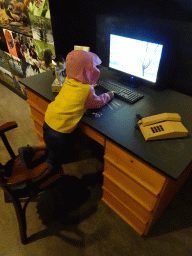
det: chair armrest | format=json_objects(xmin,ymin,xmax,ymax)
[{"xmin": 0, "ymin": 122, "xmax": 18, "ymax": 134}]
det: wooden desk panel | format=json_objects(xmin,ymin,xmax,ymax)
[
  {"xmin": 102, "ymin": 188, "xmax": 147, "ymax": 235},
  {"xmin": 103, "ymin": 160, "xmax": 159, "ymax": 211},
  {"xmin": 30, "ymin": 105, "xmax": 46, "ymax": 124},
  {"xmin": 103, "ymin": 138, "xmax": 192, "ymax": 235},
  {"xmin": 105, "ymin": 140, "xmax": 166, "ymax": 196},
  {"xmin": 26, "ymin": 89, "xmax": 50, "ymax": 112},
  {"xmin": 103, "ymin": 173, "xmax": 153, "ymax": 222},
  {"xmin": 26, "ymin": 88, "xmax": 49, "ymax": 142}
]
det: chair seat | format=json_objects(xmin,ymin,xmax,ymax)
[
  {"xmin": 4, "ymin": 150, "xmax": 50, "ymax": 187},
  {"xmin": 4, "ymin": 150, "xmax": 64, "ymax": 199}
]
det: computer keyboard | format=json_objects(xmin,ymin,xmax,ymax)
[{"xmin": 97, "ymin": 79, "xmax": 144, "ymax": 104}]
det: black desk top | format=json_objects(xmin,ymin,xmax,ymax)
[{"xmin": 20, "ymin": 70, "xmax": 192, "ymax": 180}]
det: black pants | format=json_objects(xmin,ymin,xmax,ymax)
[{"xmin": 43, "ymin": 122, "xmax": 80, "ymax": 167}]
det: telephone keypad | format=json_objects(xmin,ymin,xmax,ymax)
[{"xmin": 151, "ymin": 125, "xmax": 165, "ymax": 133}]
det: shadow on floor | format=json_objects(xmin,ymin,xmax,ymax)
[
  {"xmin": 27, "ymin": 171, "xmax": 109, "ymax": 245},
  {"xmin": 27, "ymin": 167, "xmax": 192, "ymax": 244},
  {"xmin": 145, "ymin": 174, "xmax": 192, "ymax": 238}
]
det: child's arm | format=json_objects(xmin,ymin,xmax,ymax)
[{"xmin": 85, "ymin": 86, "xmax": 114, "ymax": 109}]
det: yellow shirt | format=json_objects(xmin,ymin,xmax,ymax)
[{"xmin": 44, "ymin": 78, "xmax": 91, "ymax": 133}]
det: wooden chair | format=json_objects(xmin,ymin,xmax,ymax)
[{"xmin": 0, "ymin": 121, "xmax": 64, "ymax": 244}]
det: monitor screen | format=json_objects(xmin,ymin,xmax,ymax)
[{"xmin": 109, "ymin": 34, "xmax": 163, "ymax": 83}]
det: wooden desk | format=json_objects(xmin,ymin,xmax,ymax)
[{"xmin": 24, "ymin": 84, "xmax": 192, "ymax": 236}]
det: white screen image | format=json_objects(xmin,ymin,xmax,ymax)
[{"xmin": 109, "ymin": 34, "xmax": 163, "ymax": 83}]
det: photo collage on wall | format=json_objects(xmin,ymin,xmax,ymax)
[
  {"xmin": 0, "ymin": 0, "xmax": 55, "ymax": 97},
  {"xmin": 0, "ymin": 49, "xmax": 15, "ymax": 88}
]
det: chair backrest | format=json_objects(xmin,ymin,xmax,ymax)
[
  {"xmin": 0, "ymin": 121, "xmax": 18, "ymax": 162},
  {"xmin": 0, "ymin": 122, "xmax": 18, "ymax": 178}
]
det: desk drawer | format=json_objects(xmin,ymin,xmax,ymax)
[
  {"xmin": 103, "ymin": 173, "xmax": 152, "ymax": 223},
  {"xmin": 104, "ymin": 160, "xmax": 158, "ymax": 211},
  {"xmin": 30, "ymin": 105, "xmax": 45, "ymax": 124},
  {"xmin": 26, "ymin": 88, "xmax": 49, "ymax": 112},
  {"xmin": 33, "ymin": 119, "xmax": 44, "ymax": 138},
  {"xmin": 102, "ymin": 188, "xmax": 147, "ymax": 235},
  {"xmin": 105, "ymin": 140, "xmax": 166, "ymax": 195}
]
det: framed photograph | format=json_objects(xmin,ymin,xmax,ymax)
[
  {"xmin": 0, "ymin": 49, "xmax": 15, "ymax": 86},
  {"xmin": 0, "ymin": 0, "xmax": 32, "ymax": 36}
]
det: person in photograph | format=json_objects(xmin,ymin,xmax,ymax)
[
  {"xmin": 15, "ymin": 1, "xmax": 28, "ymax": 25},
  {"xmin": 29, "ymin": 45, "xmax": 40, "ymax": 68},
  {"xmin": 6, "ymin": 4, "xmax": 20, "ymax": 21},
  {"xmin": 24, "ymin": 63, "xmax": 39, "ymax": 77},
  {"xmin": 14, "ymin": 36, "xmax": 24, "ymax": 60},
  {"xmin": 0, "ymin": 1, "xmax": 12, "ymax": 24},
  {"xmin": 4, "ymin": 29, "xmax": 18, "ymax": 57},
  {"xmin": 37, "ymin": 18, "xmax": 46, "ymax": 41},
  {"xmin": 40, "ymin": 48, "xmax": 54, "ymax": 70},
  {"xmin": 23, "ymin": 47, "xmax": 31, "ymax": 63},
  {"xmin": 20, "ymin": 41, "xmax": 27, "ymax": 61},
  {"xmin": 30, "ymin": 45, "xmax": 38, "ymax": 60},
  {"xmin": 28, "ymin": 0, "xmax": 50, "ymax": 19},
  {"xmin": 29, "ymin": 38, "xmax": 35, "ymax": 50}
]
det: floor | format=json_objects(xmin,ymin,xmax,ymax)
[{"xmin": 1, "ymin": 83, "xmax": 192, "ymax": 256}]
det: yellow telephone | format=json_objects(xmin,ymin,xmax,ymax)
[{"xmin": 138, "ymin": 113, "xmax": 189, "ymax": 141}]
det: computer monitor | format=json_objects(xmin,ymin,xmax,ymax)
[{"xmin": 109, "ymin": 34, "xmax": 164, "ymax": 85}]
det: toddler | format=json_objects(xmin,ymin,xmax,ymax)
[{"xmin": 19, "ymin": 50, "xmax": 114, "ymax": 170}]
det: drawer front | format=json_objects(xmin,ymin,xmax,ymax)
[
  {"xmin": 34, "ymin": 120, "xmax": 44, "ymax": 138},
  {"xmin": 104, "ymin": 160, "xmax": 158, "ymax": 211},
  {"xmin": 105, "ymin": 139, "xmax": 166, "ymax": 195},
  {"xmin": 26, "ymin": 88, "xmax": 50, "ymax": 112},
  {"xmin": 30, "ymin": 106, "xmax": 45, "ymax": 124},
  {"xmin": 103, "ymin": 173, "xmax": 152, "ymax": 223},
  {"xmin": 102, "ymin": 188, "xmax": 147, "ymax": 235}
]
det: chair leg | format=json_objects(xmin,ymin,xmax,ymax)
[
  {"xmin": 12, "ymin": 196, "xmax": 28, "ymax": 244},
  {"xmin": 5, "ymin": 190, "xmax": 32, "ymax": 244}
]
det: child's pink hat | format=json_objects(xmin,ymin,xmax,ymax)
[{"xmin": 65, "ymin": 50, "xmax": 102, "ymax": 85}]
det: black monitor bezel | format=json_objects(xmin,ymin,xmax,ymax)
[
  {"xmin": 108, "ymin": 33, "xmax": 165, "ymax": 87},
  {"xmin": 96, "ymin": 14, "xmax": 177, "ymax": 90}
]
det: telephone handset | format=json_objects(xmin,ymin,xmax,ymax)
[{"xmin": 138, "ymin": 113, "xmax": 189, "ymax": 141}]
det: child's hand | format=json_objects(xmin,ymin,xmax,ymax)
[
  {"xmin": 107, "ymin": 91, "xmax": 115, "ymax": 99},
  {"xmin": 92, "ymin": 84, "xmax": 97, "ymax": 87}
]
